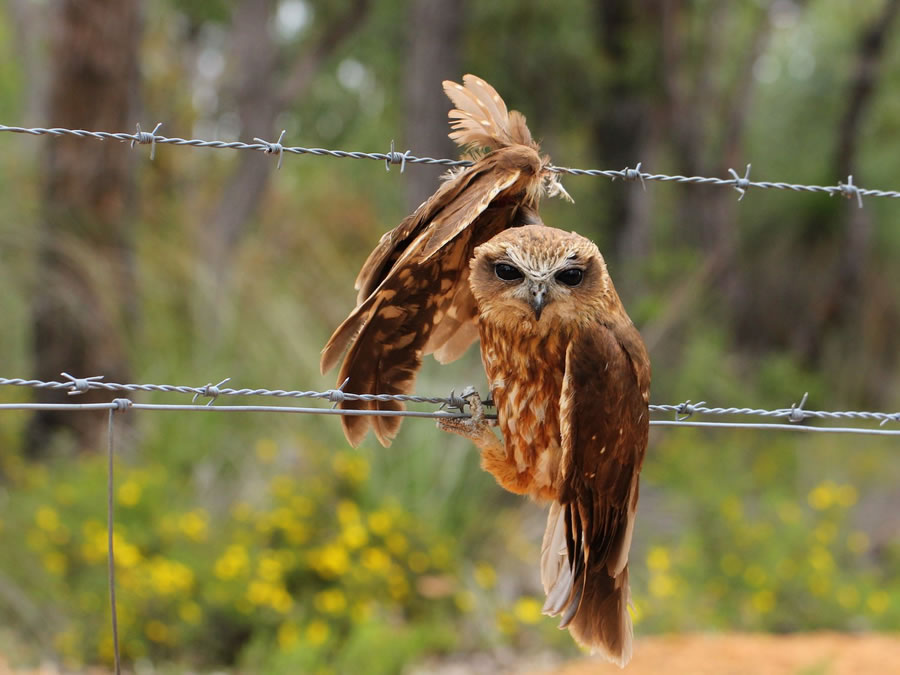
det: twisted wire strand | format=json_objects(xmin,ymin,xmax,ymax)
[
  {"xmin": 1, "ymin": 376, "xmax": 898, "ymax": 434},
  {"xmin": 2, "ymin": 124, "xmax": 898, "ymax": 201}
]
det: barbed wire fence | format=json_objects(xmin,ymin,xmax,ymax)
[
  {"xmin": 3, "ymin": 122, "xmax": 900, "ymax": 203},
  {"xmin": 3, "ymin": 122, "xmax": 900, "ymax": 675}
]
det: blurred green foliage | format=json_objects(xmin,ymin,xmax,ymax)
[{"xmin": 0, "ymin": 0, "xmax": 899, "ymax": 673}]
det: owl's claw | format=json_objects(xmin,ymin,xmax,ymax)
[{"xmin": 437, "ymin": 389, "xmax": 495, "ymax": 441}]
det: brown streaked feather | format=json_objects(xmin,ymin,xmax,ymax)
[
  {"xmin": 543, "ymin": 320, "xmax": 648, "ymax": 663},
  {"xmin": 324, "ymin": 75, "xmax": 559, "ymax": 448}
]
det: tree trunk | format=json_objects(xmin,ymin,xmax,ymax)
[
  {"xmin": 26, "ymin": 0, "xmax": 141, "ymax": 457},
  {"xmin": 404, "ymin": 0, "xmax": 464, "ymax": 212}
]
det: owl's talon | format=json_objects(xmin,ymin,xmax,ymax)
[{"xmin": 437, "ymin": 390, "xmax": 494, "ymax": 443}]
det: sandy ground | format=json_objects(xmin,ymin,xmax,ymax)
[
  {"xmin": 529, "ymin": 633, "xmax": 900, "ymax": 675},
  {"xmin": 2, "ymin": 633, "xmax": 899, "ymax": 674}
]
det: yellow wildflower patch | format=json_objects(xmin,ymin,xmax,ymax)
[
  {"xmin": 117, "ymin": 480, "xmax": 142, "ymax": 507},
  {"xmin": 473, "ymin": 562, "xmax": 496, "ymax": 589},
  {"xmin": 305, "ymin": 619, "xmax": 330, "ymax": 646},
  {"xmin": 646, "ymin": 546, "xmax": 671, "ymax": 572},
  {"xmin": 513, "ymin": 597, "xmax": 543, "ymax": 624}
]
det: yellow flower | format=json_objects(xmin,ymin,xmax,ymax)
[
  {"xmin": 341, "ymin": 523, "xmax": 368, "ymax": 549},
  {"xmin": 808, "ymin": 546, "xmax": 834, "ymax": 573},
  {"xmin": 362, "ymin": 547, "xmax": 391, "ymax": 574},
  {"xmin": 513, "ymin": 597, "xmax": 543, "ymax": 624},
  {"xmin": 814, "ymin": 521, "xmax": 837, "ymax": 544},
  {"xmin": 409, "ymin": 551, "xmax": 429, "ymax": 574},
  {"xmin": 367, "ymin": 510, "xmax": 392, "ymax": 535},
  {"xmin": 291, "ymin": 495, "xmax": 314, "ymax": 517},
  {"xmin": 351, "ymin": 600, "xmax": 374, "ymax": 623},
  {"xmin": 751, "ymin": 590, "xmax": 775, "ymax": 614},
  {"xmin": 314, "ymin": 589, "xmax": 347, "ymax": 614},
  {"xmin": 214, "ymin": 545, "xmax": 249, "ymax": 580},
  {"xmin": 148, "ymin": 556, "xmax": 194, "ymax": 595},
  {"xmin": 231, "ymin": 501, "xmax": 253, "ymax": 521},
  {"xmin": 836, "ymin": 484, "xmax": 858, "ymax": 508},
  {"xmin": 178, "ymin": 509, "xmax": 208, "ymax": 542},
  {"xmin": 270, "ymin": 476, "xmax": 294, "ymax": 499},
  {"xmin": 306, "ymin": 619, "xmax": 330, "ymax": 646},
  {"xmin": 35, "ymin": 506, "xmax": 60, "ymax": 532},
  {"xmin": 43, "ymin": 552, "xmax": 67, "ymax": 575},
  {"xmin": 311, "ymin": 545, "xmax": 350, "ymax": 578},
  {"xmin": 117, "ymin": 480, "xmax": 142, "ymax": 507},
  {"xmin": 333, "ymin": 453, "xmax": 369, "ymax": 484},
  {"xmin": 454, "ymin": 590, "xmax": 475, "ymax": 613},
  {"xmin": 179, "ymin": 602, "xmax": 202, "ymax": 624},
  {"xmin": 388, "ymin": 571, "xmax": 409, "ymax": 600},
  {"xmin": 777, "ymin": 501, "xmax": 802, "ymax": 524},
  {"xmin": 337, "ymin": 500, "xmax": 360, "ymax": 525},
  {"xmin": 649, "ymin": 573, "xmax": 675, "ymax": 598},
  {"xmin": 867, "ymin": 591, "xmax": 889, "ymax": 614},
  {"xmin": 720, "ymin": 553, "xmax": 742, "ymax": 577},
  {"xmin": 743, "ymin": 565, "xmax": 767, "ymax": 588},
  {"xmin": 496, "ymin": 610, "xmax": 516, "ymax": 635},
  {"xmin": 473, "ymin": 562, "xmax": 495, "ymax": 589},
  {"xmin": 286, "ymin": 521, "xmax": 310, "ymax": 545},
  {"xmin": 646, "ymin": 546, "xmax": 671, "ymax": 572},
  {"xmin": 145, "ymin": 620, "xmax": 171, "ymax": 644},
  {"xmin": 837, "ymin": 585, "xmax": 859, "ymax": 609},
  {"xmin": 720, "ymin": 496, "xmax": 742, "ymax": 521},
  {"xmin": 247, "ymin": 579, "xmax": 293, "ymax": 612},
  {"xmin": 808, "ymin": 576, "xmax": 830, "ymax": 596},
  {"xmin": 430, "ymin": 543, "xmax": 451, "ymax": 568},
  {"xmin": 808, "ymin": 481, "xmax": 836, "ymax": 510},
  {"xmin": 56, "ymin": 484, "xmax": 76, "ymax": 506},
  {"xmin": 255, "ymin": 438, "xmax": 278, "ymax": 463},
  {"xmin": 278, "ymin": 622, "xmax": 300, "ymax": 650},
  {"xmin": 386, "ymin": 533, "xmax": 408, "ymax": 556},
  {"xmin": 258, "ymin": 553, "xmax": 284, "ymax": 582},
  {"xmin": 115, "ymin": 539, "xmax": 142, "ymax": 569},
  {"xmin": 271, "ymin": 586, "xmax": 294, "ymax": 614}
]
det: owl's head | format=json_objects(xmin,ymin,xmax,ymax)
[{"xmin": 469, "ymin": 225, "xmax": 613, "ymax": 332}]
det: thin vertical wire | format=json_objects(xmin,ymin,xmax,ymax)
[{"xmin": 107, "ymin": 409, "xmax": 121, "ymax": 675}]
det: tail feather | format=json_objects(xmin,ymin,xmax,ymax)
[
  {"xmin": 442, "ymin": 74, "xmax": 536, "ymax": 151},
  {"xmin": 541, "ymin": 502, "xmax": 634, "ymax": 668}
]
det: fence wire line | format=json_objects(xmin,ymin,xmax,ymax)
[
  {"xmin": 2, "ymin": 123, "xmax": 898, "ymax": 204},
  {"xmin": 2, "ymin": 375, "xmax": 898, "ymax": 436}
]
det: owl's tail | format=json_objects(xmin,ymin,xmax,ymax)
[
  {"xmin": 541, "ymin": 501, "xmax": 634, "ymax": 668},
  {"xmin": 442, "ymin": 75, "xmax": 538, "ymax": 152}
]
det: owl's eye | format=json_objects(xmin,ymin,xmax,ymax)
[
  {"xmin": 556, "ymin": 268, "xmax": 584, "ymax": 286},
  {"xmin": 494, "ymin": 263, "xmax": 523, "ymax": 281}
]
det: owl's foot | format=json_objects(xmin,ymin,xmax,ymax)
[{"xmin": 437, "ymin": 388, "xmax": 496, "ymax": 445}]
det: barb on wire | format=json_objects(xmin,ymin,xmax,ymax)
[
  {"xmin": 1, "ymin": 375, "xmax": 898, "ymax": 436},
  {"xmin": 4, "ymin": 123, "xmax": 900, "ymax": 203}
]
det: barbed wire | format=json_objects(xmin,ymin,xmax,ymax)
[
  {"xmin": 1, "ymin": 375, "xmax": 898, "ymax": 436},
  {"xmin": 2, "ymin": 123, "xmax": 898, "ymax": 205}
]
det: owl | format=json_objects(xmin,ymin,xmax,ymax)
[
  {"xmin": 320, "ymin": 74, "xmax": 568, "ymax": 446},
  {"xmin": 438, "ymin": 225, "xmax": 650, "ymax": 666}
]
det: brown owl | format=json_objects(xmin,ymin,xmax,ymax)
[
  {"xmin": 438, "ymin": 225, "xmax": 650, "ymax": 666},
  {"xmin": 320, "ymin": 74, "xmax": 568, "ymax": 446}
]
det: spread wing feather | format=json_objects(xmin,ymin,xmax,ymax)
[
  {"xmin": 322, "ymin": 74, "xmax": 551, "ymax": 447},
  {"xmin": 541, "ymin": 317, "xmax": 649, "ymax": 666},
  {"xmin": 442, "ymin": 75, "xmax": 536, "ymax": 151}
]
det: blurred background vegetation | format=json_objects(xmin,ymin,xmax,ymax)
[{"xmin": 0, "ymin": 0, "xmax": 898, "ymax": 673}]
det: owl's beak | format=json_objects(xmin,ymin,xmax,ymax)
[{"xmin": 529, "ymin": 282, "xmax": 548, "ymax": 320}]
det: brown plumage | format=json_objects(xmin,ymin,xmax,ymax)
[
  {"xmin": 321, "ymin": 75, "xmax": 566, "ymax": 446},
  {"xmin": 438, "ymin": 225, "xmax": 650, "ymax": 666}
]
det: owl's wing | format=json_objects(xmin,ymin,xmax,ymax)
[
  {"xmin": 320, "ymin": 162, "xmax": 538, "ymax": 448},
  {"xmin": 543, "ymin": 315, "xmax": 650, "ymax": 661}
]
